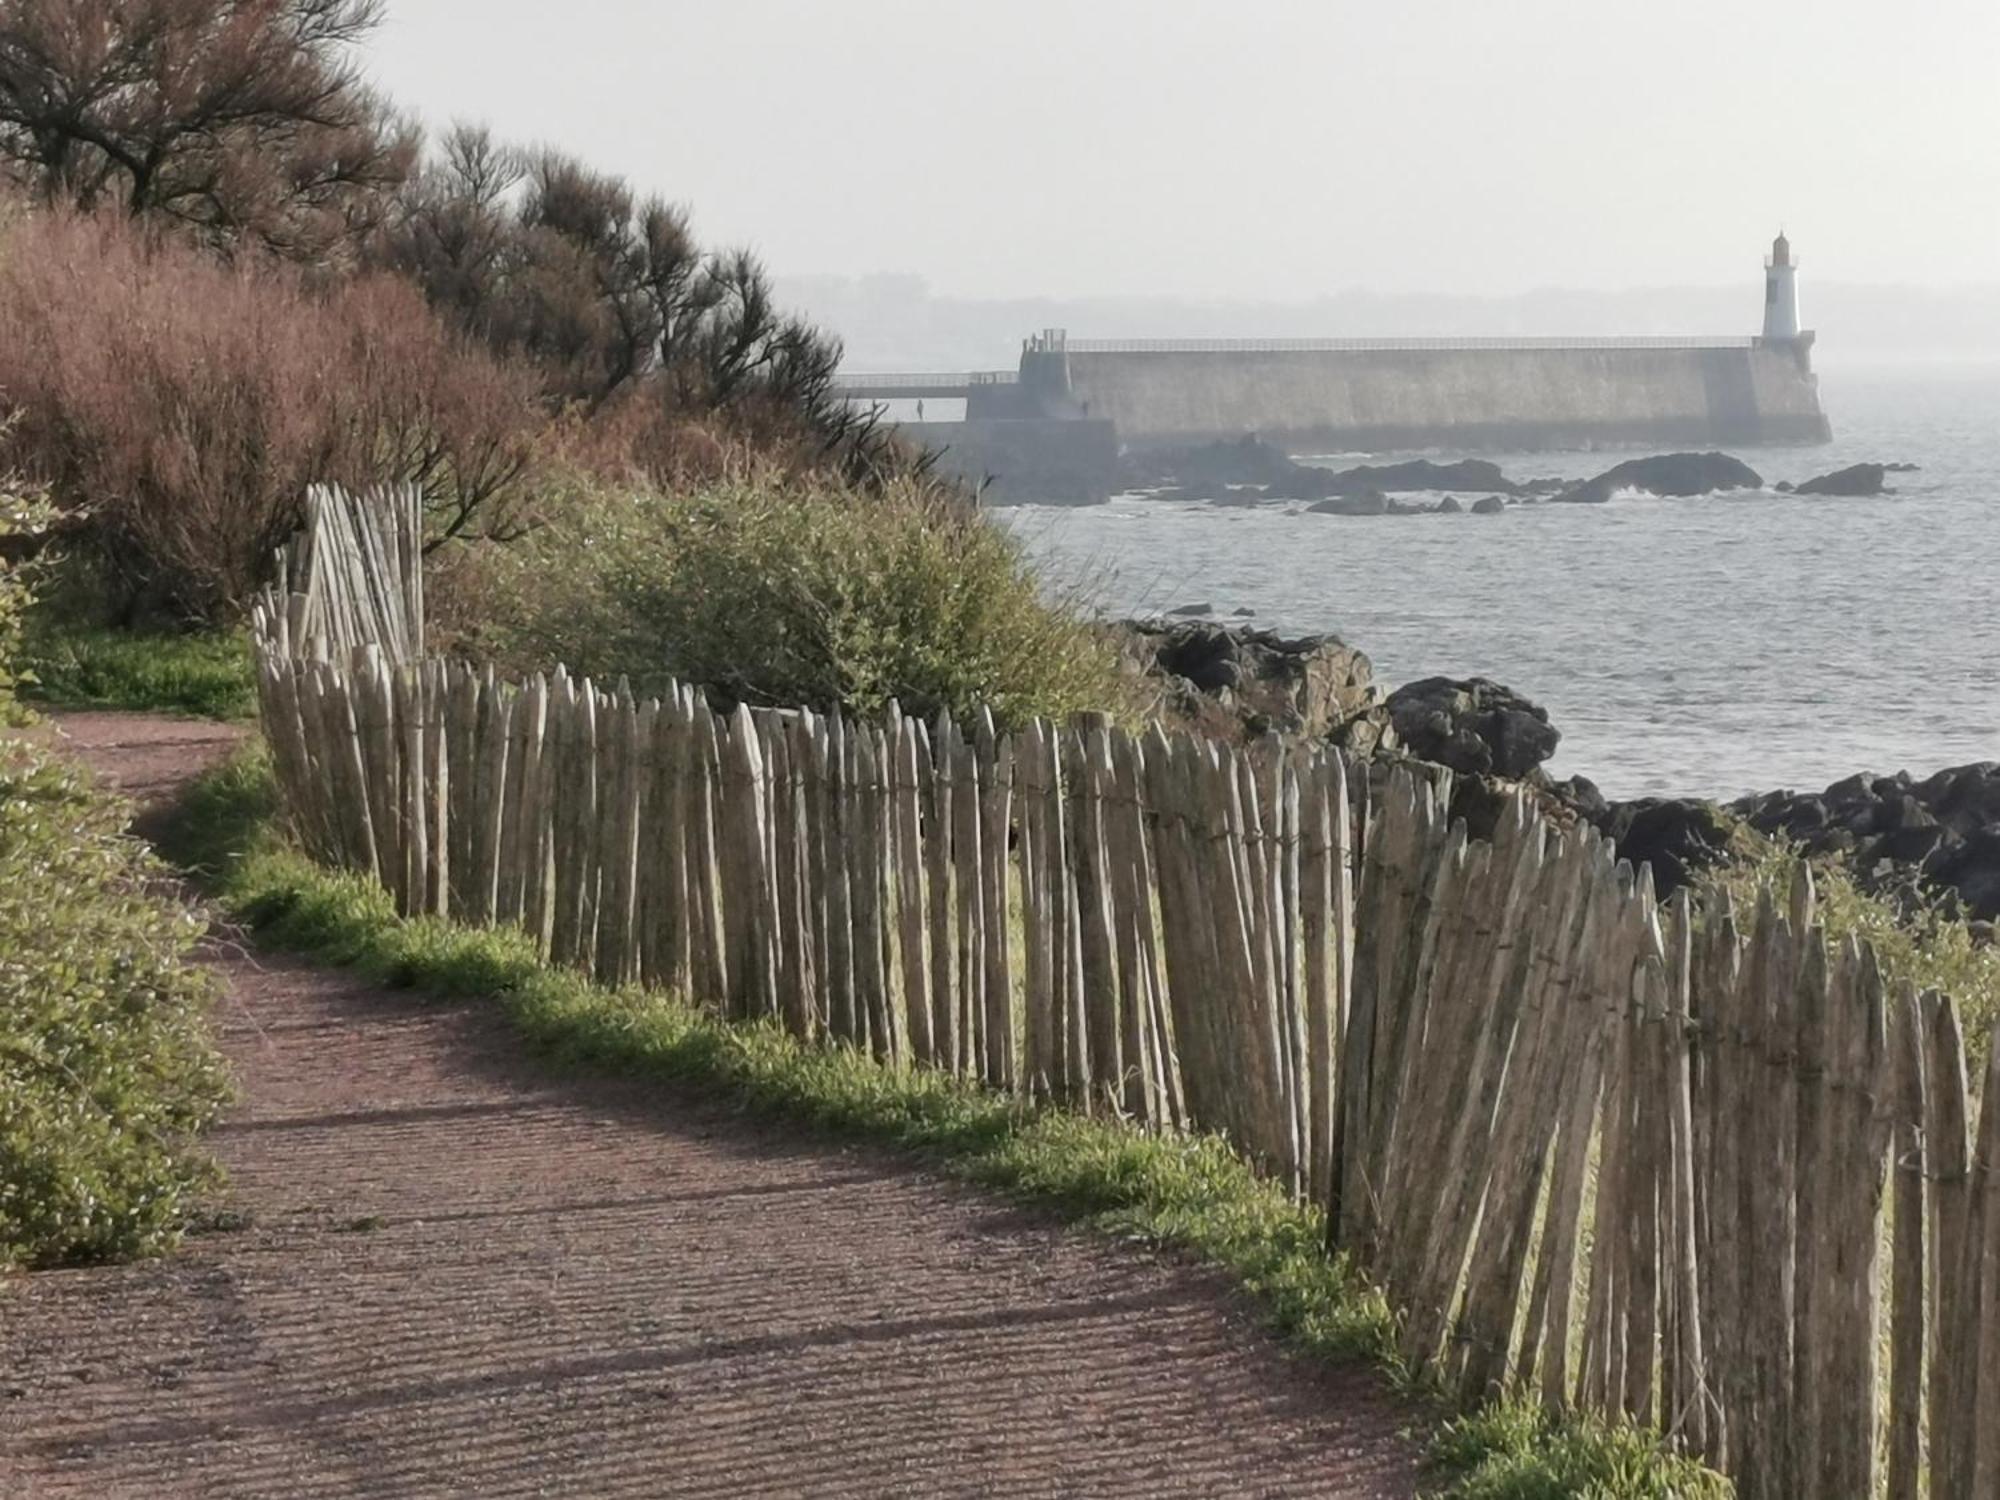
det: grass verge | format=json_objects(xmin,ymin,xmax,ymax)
[
  {"xmin": 1, "ymin": 741, "xmax": 230, "ymax": 1269},
  {"xmin": 19, "ymin": 621, "xmax": 256, "ymax": 720},
  {"xmin": 168, "ymin": 744, "xmax": 1731, "ymax": 1498}
]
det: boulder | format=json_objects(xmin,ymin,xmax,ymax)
[
  {"xmin": 1595, "ymin": 798, "xmax": 1740, "ymax": 896},
  {"xmin": 1554, "ymin": 452, "xmax": 1764, "ymax": 505},
  {"xmin": 1122, "ymin": 622, "xmax": 1378, "ymax": 743},
  {"xmin": 1384, "ymin": 677, "xmax": 1561, "ymax": 781},
  {"xmin": 1306, "ymin": 490, "xmax": 1390, "ymax": 516},
  {"xmin": 1166, "ymin": 602, "xmax": 1214, "ymax": 617},
  {"xmin": 1307, "ymin": 458, "xmax": 1520, "ymax": 497},
  {"xmin": 1434, "ymin": 496, "xmax": 1464, "ymax": 515},
  {"xmin": 1795, "ymin": 463, "xmax": 1889, "ymax": 497},
  {"xmin": 1471, "ymin": 495, "xmax": 1506, "ymax": 515}
]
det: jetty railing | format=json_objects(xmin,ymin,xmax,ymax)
[
  {"xmin": 250, "ymin": 487, "xmax": 2000, "ymax": 1500},
  {"xmin": 1058, "ymin": 336, "xmax": 1758, "ymax": 353}
]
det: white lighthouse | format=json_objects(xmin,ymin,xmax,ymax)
[{"xmin": 1763, "ymin": 231, "xmax": 1801, "ymax": 342}]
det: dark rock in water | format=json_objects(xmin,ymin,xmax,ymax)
[
  {"xmin": 1796, "ymin": 463, "xmax": 1889, "ymax": 497},
  {"xmin": 1232, "ymin": 607, "xmax": 1256, "ymax": 617},
  {"xmin": 1384, "ymin": 677, "xmax": 1561, "ymax": 781},
  {"xmin": 1122, "ymin": 622, "xmax": 1377, "ymax": 744},
  {"xmin": 1471, "ymin": 495, "xmax": 1506, "ymax": 515},
  {"xmin": 1776, "ymin": 481, "xmax": 1796, "ymax": 493},
  {"xmin": 1434, "ymin": 496, "xmax": 1464, "ymax": 515},
  {"xmin": 1306, "ymin": 489, "xmax": 1390, "ymax": 516},
  {"xmin": 1132, "ymin": 435, "xmax": 1302, "ymax": 489},
  {"xmin": 1554, "ymin": 452, "xmax": 1764, "ymax": 505},
  {"xmin": 1300, "ymin": 458, "xmax": 1520, "ymax": 498},
  {"xmin": 1167, "ymin": 602, "xmax": 1213, "ymax": 617}
]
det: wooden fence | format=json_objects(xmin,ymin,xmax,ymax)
[{"xmin": 250, "ymin": 507, "xmax": 2000, "ymax": 1500}]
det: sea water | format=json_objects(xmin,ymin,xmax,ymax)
[{"xmin": 1002, "ymin": 364, "xmax": 2000, "ymax": 801}]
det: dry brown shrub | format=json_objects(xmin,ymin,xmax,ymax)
[{"xmin": 0, "ymin": 208, "xmax": 544, "ymax": 622}]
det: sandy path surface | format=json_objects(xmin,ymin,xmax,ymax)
[{"xmin": 1, "ymin": 711, "xmax": 1421, "ymax": 1498}]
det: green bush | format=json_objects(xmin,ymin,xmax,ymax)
[
  {"xmin": 435, "ymin": 475, "xmax": 1131, "ymax": 729},
  {"xmin": 0, "ymin": 744, "xmax": 230, "ymax": 1268}
]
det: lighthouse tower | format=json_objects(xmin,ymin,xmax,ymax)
[{"xmin": 1763, "ymin": 231, "xmax": 1801, "ymax": 342}]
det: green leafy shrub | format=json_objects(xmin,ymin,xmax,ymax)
[
  {"xmin": 436, "ymin": 475, "xmax": 1132, "ymax": 728},
  {"xmin": 0, "ymin": 745, "xmax": 230, "ymax": 1268}
]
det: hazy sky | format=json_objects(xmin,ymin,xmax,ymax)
[{"xmin": 364, "ymin": 1, "xmax": 1999, "ymax": 300}]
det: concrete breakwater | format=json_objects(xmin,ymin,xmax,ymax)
[
  {"xmin": 847, "ymin": 334, "xmax": 1830, "ymax": 502},
  {"xmin": 1049, "ymin": 337, "xmax": 1832, "ymax": 451}
]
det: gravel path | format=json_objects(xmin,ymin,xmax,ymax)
[{"xmin": 1, "ymin": 711, "xmax": 1422, "ymax": 1498}]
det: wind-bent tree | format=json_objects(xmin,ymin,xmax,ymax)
[
  {"xmin": 0, "ymin": 0, "xmax": 413, "ymax": 260},
  {"xmin": 377, "ymin": 128, "xmax": 896, "ymax": 479}
]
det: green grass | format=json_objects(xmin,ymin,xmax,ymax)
[
  {"xmin": 167, "ymin": 744, "xmax": 1732, "ymax": 1498},
  {"xmin": 0, "ymin": 741, "xmax": 231, "ymax": 1269},
  {"xmin": 1705, "ymin": 839, "xmax": 2000, "ymax": 1049},
  {"xmin": 18, "ymin": 620, "xmax": 256, "ymax": 720}
]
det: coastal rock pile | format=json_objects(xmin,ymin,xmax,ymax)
[
  {"xmin": 1128, "ymin": 443, "xmax": 1789, "ymax": 516},
  {"xmin": 1732, "ymin": 764, "xmax": 2000, "ymax": 921},
  {"xmin": 1267, "ymin": 457, "xmax": 1519, "ymax": 501},
  {"xmin": 1121, "ymin": 621, "xmax": 1378, "ymax": 742},
  {"xmin": 1554, "ymin": 452, "xmax": 1763, "ymax": 505}
]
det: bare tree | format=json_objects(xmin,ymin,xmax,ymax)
[{"xmin": 0, "ymin": 0, "xmax": 413, "ymax": 261}]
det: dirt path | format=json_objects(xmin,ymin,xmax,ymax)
[{"xmin": 2, "ymin": 711, "xmax": 1422, "ymax": 1498}]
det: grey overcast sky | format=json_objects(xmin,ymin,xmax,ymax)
[{"xmin": 363, "ymin": 1, "xmax": 1999, "ymax": 300}]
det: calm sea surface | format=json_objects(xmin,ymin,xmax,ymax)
[{"xmin": 1002, "ymin": 364, "xmax": 2000, "ymax": 801}]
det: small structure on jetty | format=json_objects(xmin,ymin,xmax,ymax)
[{"xmin": 837, "ymin": 235, "xmax": 1831, "ymax": 498}]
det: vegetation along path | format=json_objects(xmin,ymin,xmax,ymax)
[{"xmin": 2, "ymin": 712, "xmax": 1421, "ymax": 1498}]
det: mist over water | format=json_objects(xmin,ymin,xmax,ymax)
[{"xmin": 1004, "ymin": 365, "xmax": 2000, "ymax": 801}]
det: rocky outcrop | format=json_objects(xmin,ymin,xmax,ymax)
[
  {"xmin": 1732, "ymin": 763, "xmax": 2000, "ymax": 920},
  {"xmin": 1795, "ymin": 463, "xmax": 1889, "ymax": 497},
  {"xmin": 1269, "ymin": 457, "xmax": 1519, "ymax": 501},
  {"xmin": 1471, "ymin": 495, "xmax": 1506, "ymax": 515},
  {"xmin": 1554, "ymin": 452, "xmax": 1763, "ymax": 505},
  {"xmin": 1122, "ymin": 622, "xmax": 1378, "ymax": 742},
  {"xmin": 1383, "ymin": 677, "xmax": 1562, "ymax": 781}
]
